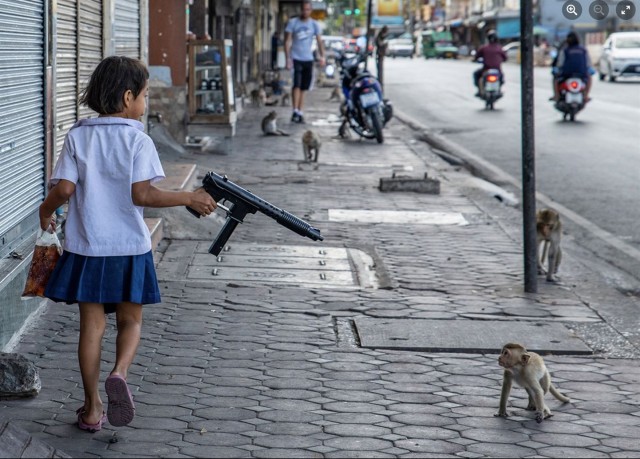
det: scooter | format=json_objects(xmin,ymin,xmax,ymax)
[
  {"xmin": 337, "ymin": 51, "xmax": 393, "ymax": 144},
  {"xmin": 478, "ymin": 69, "xmax": 503, "ymax": 110},
  {"xmin": 554, "ymin": 76, "xmax": 586, "ymax": 121}
]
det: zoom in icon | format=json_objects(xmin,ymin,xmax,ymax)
[
  {"xmin": 562, "ymin": 0, "xmax": 583, "ymax": 20},
  {"xmin": 589, "ymin": 0, "xmax": 609, "ymax": 19}
]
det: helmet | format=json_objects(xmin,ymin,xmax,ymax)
[{"xmin": 487, "ymin": 29, "xmax": 498, "ymax": 43}]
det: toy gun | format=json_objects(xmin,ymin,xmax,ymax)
[{"xmin": 186, "ymin": 171, "xmax": 323, "ymax": 255}]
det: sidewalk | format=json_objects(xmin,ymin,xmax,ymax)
[{"xmin": 1, "ymin": 87, "xmax": 640, "ymax": 458}]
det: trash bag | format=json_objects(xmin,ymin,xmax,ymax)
[{"xmin": 22, "ymin": 230, "xmax": 62, "ymax": 297}]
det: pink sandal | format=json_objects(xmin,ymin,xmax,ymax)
[
  {"xmin": 76, "ymin": 407, "xmax": 107, "ymax": 433},
  {"xmin": 105, "ymin": 374, "xmax": 135, "ymax": 427}
]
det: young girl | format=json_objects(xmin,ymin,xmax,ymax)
[{"xmin": 39, "ymin": 56, "xmax": 216, "ymax": 432}]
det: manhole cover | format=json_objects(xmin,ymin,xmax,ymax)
[
  {"xmin": 171, "ymin": 243, "xmax": 379, "ymax": 288},
  {"xmin": 329, "ymin": 209, "xmax": 469, "ymax": 225},
  {"xmin": 354, "ymin": 318, "xmax": 592, "ymax": 355}
]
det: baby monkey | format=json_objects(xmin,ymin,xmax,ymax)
[
  {"xmin": 496, "ymin": 343, "xmax": 570, "ymax": 423},
  {"xmin": 302, "ymin": 130, "xmax": 321, "ymax": 162},
  {"xmin": 536, "ymin": 208, "xmax": 562, "ymax": 282}
]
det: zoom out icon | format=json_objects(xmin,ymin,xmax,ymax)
[{"xmin": 589, "ymin": 0, "xmax": 609, "ymax": 19}]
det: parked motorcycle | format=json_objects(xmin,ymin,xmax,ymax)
[
  {"xmin": 336, "ymin": 51, "xmax": 392, "ymax": 144},
  {"xmin": 554, "ymin": 76, "xmax": 586, "ymax": 121},
  {"xmin": 478, "ymin": 69, "xmax": 503, "ymax": 110}
]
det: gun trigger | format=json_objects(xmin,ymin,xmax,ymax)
[{"xmin": 217, "ymin": 203, "xmax": 231, "ymax": 214}]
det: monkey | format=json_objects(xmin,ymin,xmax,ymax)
[
  {"xmin": 235, "ymin": 82, "xmax": 247, "ymax": 99},
  {"xmin": 251, "ymin": 87, "xmax": 267, "ymax": 107},
  {"xmin": 536, "ymin": 208, "xmax": 562, "ymax": 282},
  {"xmin": 281, "ymin": 92, "xmax": 290, "ymax": 106},
  {"xmin": 261, "ymin": 111, "xmax": 290, "ymax": 136},
  {"xmin": 496, "ymin": 343, "xmax": 570, "ymax": 423},
  {"xmin": 301, "ymin": 130, "xmax": 321, "ymax": 162},
  {"xmin": 328, "ymin": 86, "xmax": 341, "ymax": 102}
]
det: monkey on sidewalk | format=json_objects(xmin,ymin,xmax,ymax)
[
  {"xmin": 495, "ymin": 343, "xmax": 570, "ymax": 423},
  {"xmin": 536, "ymin": 208, "xmax": 562, "ymax": 282}
]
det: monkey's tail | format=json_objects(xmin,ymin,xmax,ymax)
[{"xmin": 549, "ymin": 384, "xmax": 570, "ymax": 403}]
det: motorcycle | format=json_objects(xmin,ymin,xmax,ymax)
[
  {"xmin": 554, "ymin": 75, "xmax": 586, "ymax": 121},
  {"xmin": 478, "ymin": 69, "xmax": 503, "ymax": 110},
  {"xmin": 336, "ymin": 51, "xmax": 392, "ymax": 144}
]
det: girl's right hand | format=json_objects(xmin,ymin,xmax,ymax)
[{"xmin": 190, "ymin": 188, "xmax": 217, "ymax": 217}]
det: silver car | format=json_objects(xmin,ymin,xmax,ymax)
[{"xmin": 598, "ymin": 32, "xmax": 640, "ymax": 82}]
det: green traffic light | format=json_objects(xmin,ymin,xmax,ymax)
[
  {"xmin": 345, "ymin": 9, "xmax": 352, "ymax": 15},
  {"xmin": 354, "ymin": 8, "xmax": 360, "ymax": 15}
]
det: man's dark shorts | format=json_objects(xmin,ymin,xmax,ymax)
[{"xmin": 293, "ymin": 60, "xmax": 314, "ymax": 90}]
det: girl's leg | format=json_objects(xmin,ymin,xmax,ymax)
[
  {"xmin": 78, "ymin": 302, "xmax": 106, "ymax": 424},
  {"xmin": 111, "ymin": 301, "xmax": 143, "ymax": 379}
]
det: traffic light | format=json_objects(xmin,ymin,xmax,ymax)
[
  {"xmin": 344, "ymin": 9, "xmax": 352, "ymax": 15},
  {"xmin": 354, "ymin": 8, "xmax": 360, "ymax": 15}
]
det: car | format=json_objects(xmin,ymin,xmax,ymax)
[
  {"xmin": 598, "ymin": 32, "xmax": 640, "ymax": 82},
  {"xmin": 503, "ymin": 41, "xmax": 520, "ymax": 62},
  {"xmin": 387, "ymin": 32, "xmax": 415, "ymax": 58},
  {"xmin": 422, "ymin": 30, "xmax": 458, "ymax": 59},
  {"xmin": 320, "ymin": 35, "xmax": 344, "ymax": 60}
]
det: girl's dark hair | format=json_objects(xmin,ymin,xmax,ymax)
[
  {"xmin": 79, "ymin": 56, "xmax": 149, "ymax": 115},
  {"xmin": 566, "ymin": 32, "xmax": 579, "ymax": 46}
]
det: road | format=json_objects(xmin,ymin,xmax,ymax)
[{"xmin": 384, "ymin": 56, "xmax": 640, "ymax": 279}]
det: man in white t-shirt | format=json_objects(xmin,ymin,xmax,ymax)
[{"xmin": 285, "ymin": 0, "xmax": 325, "ymax": 123}]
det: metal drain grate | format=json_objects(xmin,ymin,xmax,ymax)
[{"xmin": 183, "ymin": 243, "xmax": 379, "ymax": 288}]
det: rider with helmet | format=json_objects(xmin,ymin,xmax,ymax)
[
  {"xmin": 473, "ymin": 30, "xmax": 507, "ymax": 97},
  {"xmin": 551, "ymin": 31, "xmax": 593, "ymax": 102}
]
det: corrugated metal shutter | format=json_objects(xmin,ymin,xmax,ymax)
[
  {"xmin": 55, "ymin": 0, "xmax": 77, "ymax": 160},
  {"xmin": 77, "ymin": 0, "xmax": 102, "ymax": 119},
  {"xmin": 114, "ymin": 0, "xmax": 140, "ymax": 58},
  {"xmin": 0, "ymin": 0, "xmax": 45, "ymax": 238}
]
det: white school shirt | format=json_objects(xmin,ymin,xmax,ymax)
[{"xmin": 51, "ymin": 117, "xmax": 165, "ymax": 257}]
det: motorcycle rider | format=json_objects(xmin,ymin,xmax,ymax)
[
  {"xmin": 473, "ymin": 30, "xmax": 507, "ymax": 97},
  {"xmin": 551, "ymin": 31, "xmax": 592, "ymax": 103}
]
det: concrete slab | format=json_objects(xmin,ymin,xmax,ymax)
[
  {"xmin": 328, "ymin": 209, "xmax": 469, "ymax": 225},
  {"xmin": 354, "ymin": 318, "xmax": 592, "ymax": 355}
]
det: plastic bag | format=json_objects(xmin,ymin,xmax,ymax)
[{"xmin": 22, "ymin": 229, "xmax": 63, "ymax": 297}]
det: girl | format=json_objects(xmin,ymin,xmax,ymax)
[{"xmin": 39, "ymin": 56, "xmax": 216, "ymax": 432}]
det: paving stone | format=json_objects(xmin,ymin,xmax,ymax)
[
  {"xmin": 461, "ymin": 428, "xmax": 529, "ymax": 444},
  {"xmin": 323, "ymin": 424, "xmax": 391, "ymax": 437},
  {"xmin": 256, "ymin": 422, "xmax": 322, "ymax": 436},
  {"xmin": 176, "ymin": 445, "xmax": 248, "ymax": 458},
  {"xmin": 393, "ymin": 439, "xmax": 465, "ymax": 454},
  {"xmin": 536, "ymin": 447, "xmax": 610, "ymax": 457},
  {"xmin": 252, "ymin": 449, "xmax": 322, "ymax": 458},
  {"xmin": 325, "ymin": 451, "xmax": 395, "ymax": 458},
  {"xmin": 257, "ymin": 411, "xmax": 322, "ymax": 423},
  {"xmin": 252, "ymin": 434, "xmax": 322, "ymax": 449},
  {"xmin": 389, "ymin": 413, "xmax": 456, "ymax": 427}
]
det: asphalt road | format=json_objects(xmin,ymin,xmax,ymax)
[{"xmin": 383, "ymin": 56, "xmax": 640, "ymax": 278}]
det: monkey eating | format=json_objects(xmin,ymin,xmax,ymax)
[
  {"xmin": 536, "ymin": 208, "xmax": 562, "ymax": 282},
  {"xmin": 496, "ymin": 343, "xmax": 570, "ymax": 423}
]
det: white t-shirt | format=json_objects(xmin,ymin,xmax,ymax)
[{"xmin": 51, "ymin": 117, "xmax": 165, "ymax": 257}]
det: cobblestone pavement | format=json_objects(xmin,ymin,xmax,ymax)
[{"xmin": 1, "ymin": 89, "xmax": 640, "ymax": 458}]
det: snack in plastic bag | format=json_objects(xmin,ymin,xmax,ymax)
[{"xmin": 22, "ymin": 229, "xmax": 63, "ymax": 297}]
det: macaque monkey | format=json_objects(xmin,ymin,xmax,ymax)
[
  {"xmin": 261, "ymin": 111, "xmax": 290, "ymax": 136},
  {"xmin": 302, "ymin": 130, "xmax": 321, "ymax": 162},
  {"xmin": 251, "ymin": 87, "xmax": 267, "ymax": 107},
  {"xmin": 536, "ymin": 208, "xmax": 562, "ymax": 282},
  {"xmin": 281, "ymin": 92, "xmax": 291, "ymax": 106},
  {"xmin": 328, "ymin": 86, "xmax": 341, "ymax": 101},
  {"xmin": 496, "ymin": 343, "xmax": 570, "ymax": 423}
]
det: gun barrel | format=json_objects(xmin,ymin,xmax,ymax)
[{"xmin": 205, "ymin": 172, "xmax": 323, "ymax": 242}]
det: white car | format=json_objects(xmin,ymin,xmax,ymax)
[
  {"xmin": 387, "ymin": 33, "xmax": 414, "ymax": 58},
  {"xmin": 598, "ymin": 32, "xmax": 640, "ymax": 82}
]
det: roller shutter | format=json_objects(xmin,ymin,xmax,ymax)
[
  {"xmin": 55, "ymin": 0, "xmax": 77, "ymax": 159},
  {"xmin": 0, "ymin": 0, "xmax": 45, "ymax": 239},
  {"xmin": 77, "ymin": 0, "xmax": 102, "ymax": 119},
  {"xmin": 114, "ymin": 0, "xmax": 140, "ymax": 58}
]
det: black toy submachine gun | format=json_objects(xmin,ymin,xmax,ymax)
[{"xmin": 186, "ymin": 171, "xmax": 323, "ymax": 255}]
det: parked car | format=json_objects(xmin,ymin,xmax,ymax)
[
  {"xmin": 598, "ymin": 32, "xmax": 640, "ymax": 82},
  {"xmin": 387, "ymin": 32, "xmax": 414, "ymax": 58},
  {"xmin": 503, "ymin": 41, "xmax": 520, "ymax": 62}
]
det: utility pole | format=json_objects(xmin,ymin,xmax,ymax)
[{"xmin": 520, "ymin": 0, "xmax": 537, "ymax": 293}]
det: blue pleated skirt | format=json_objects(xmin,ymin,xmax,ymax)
[{"xmin": 44, "ymin": 251, "xmax": 161, "ymax": 314}]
